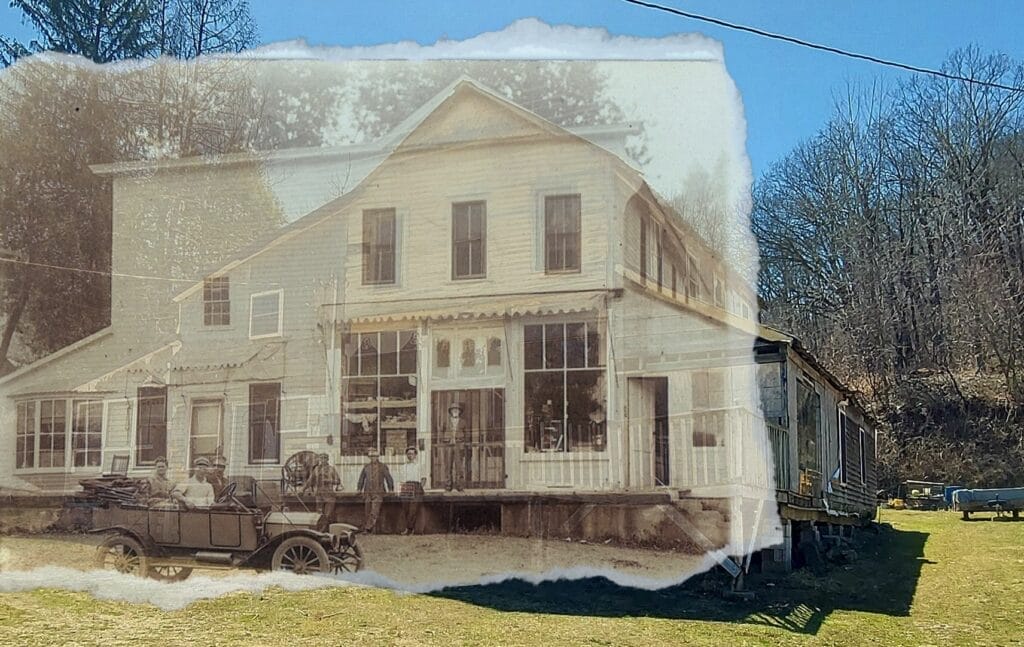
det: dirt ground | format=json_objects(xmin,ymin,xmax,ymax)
[{"xmin": 0, "ymin": 531, "xmax": 710, "ymax": 589}]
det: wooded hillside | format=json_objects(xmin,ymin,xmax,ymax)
[{"xmin": 754, "ymin": 48, "xmax": 1024, "ymax": 490}]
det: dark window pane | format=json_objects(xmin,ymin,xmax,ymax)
[
  {"xmin": 379, "ymin": 330, "xmax": 398, "ymax": 375},
  {"xmin": 359, "ymin": 333, "xmax": 378, "ymax": 376},
  {"xmin": 249, "ymin": 383, "xmax": 281, "ymax": 462},
  {"xmin": 544, "ymin": 324, "xmax": 564, "ymax": 369},
  {"xmin": 487, "ymin": 338, "xmax": 502, "ymax": 366},
  {"xmin": 566, "ymin": 323, "xmax": 586, "ymax": 368},
  {"xmin": 462, "ymin": 338, "xmax": 476, "ymax": 368},
  {"xmin": 566, "ymin": 371, "xmax": 606, "ymax": 452},
  {"xmin": 586, "ymin": 324, "xmax": 602, "ymax": 367},
  {"xmin": 524, "ymin": 325, "xmax": 543, "ymax": 370},
  {"xmin": 524, "ymin": 372, "xmax": 565, "ymax": 453},
  {"xmin": 399, "ymin": 330, "xmax": 417, "ymax": 374},
  {"xmin": 136, "ymin": 387, "xmax": 167, "ymax": 465}
]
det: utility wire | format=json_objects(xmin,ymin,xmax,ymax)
[{"xmin": 620, "ymin": 0, "xmax": 1024, "ymax": 94}]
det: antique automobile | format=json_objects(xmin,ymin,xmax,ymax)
[{"xmin": 89, "ymin": 482, "xmax": 362, "ymax": 581}]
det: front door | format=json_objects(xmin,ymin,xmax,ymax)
[{"xmin": 431, "ymin": 389, "xmax": 505, "ymax": 489}]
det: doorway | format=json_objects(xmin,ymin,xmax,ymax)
[
  {"xmin": 627, "ymin": 377, "xmax": 670, "ymax": 488},
  {"xmin": 431, "ymin": 389, "xmax": 506, "ymax": 489}
]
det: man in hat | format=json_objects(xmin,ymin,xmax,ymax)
[
  {"xmin": 438, "ymin": 402, "xmax": 469, "ymax": 491},
  {"xmin": 171, "ymin": 457, "xmax": 216, "ymax": 509},
  {"xmin": 356, "ymin": 448, "xmax": 393, "ymax": 532},
  {"xmin": 302, "ymin": 452, "xmax": 342, "ymax": 531},
  {"xmin": 208, "ymin": 455, "xmax": 229, "ymax": 498}
]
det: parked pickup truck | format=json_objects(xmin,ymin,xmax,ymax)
[{"xmin": 953, "ymin": 487, "xmax": 1024, "ymax": 520}]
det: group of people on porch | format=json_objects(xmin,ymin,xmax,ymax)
[{"xmin": 139, "ymin": 402, "xmax": 473, "ymax": 533}]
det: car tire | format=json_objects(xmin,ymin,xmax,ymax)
[
  {"xmin": 271, "ymin": 536, "xmax": 331, "ymax": 574},
  {"xmin": 94, "ymin": 535, "xmax": 149, "ymax": 576},
  {"xmin": 148, "ymin": 565, "xmax": 194, "ymax": 582}
]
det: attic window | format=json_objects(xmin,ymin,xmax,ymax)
[
  {"xmin": 250, "ymin": 290, "xmax": 283, "ymax": 338},
  {"xmin": 203, "ymin": 277, "xmax": 230, "ymax": 326}
]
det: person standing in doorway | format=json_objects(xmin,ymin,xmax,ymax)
[
  {"xmin": 399, "ymin": 447, "xmax": 426, "ymax": 534},
  {"xmin": 439, "ymin": 402, "xmax": 469, "ymax": 491},
  {"xmin": 357, "ymin": 448, "xmax": 393, "ymax": 532}
]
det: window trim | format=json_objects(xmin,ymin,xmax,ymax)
[
  {"xmin": 203, "ymin": 276, "xmax": 231, "ymax": 327},
  {"xmin": 249, "ymin": 289, "xmax": 284, "ymax": 339},
  {"xmin": 362, "ymin": 208, "xmax": 398, "ymax": 286},
  {"xmin": 837, "ymin": 408, "xmax": 849, "ymax": 485},
  {"xmin": 451, "ymin": 200, "xmax": 487, "ymax": 280},
  {"xmin": 542, "ymin": 193, "xmax": 582, "ymax": 274}
]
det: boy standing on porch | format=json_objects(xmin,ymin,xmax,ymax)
[
  {"xmin": 399, "ymin": 447, "xmax": 426, "ymax": 534},
  {"xmin": 357, "ymin": 449, "xmax": 393, "ymax": 532}
]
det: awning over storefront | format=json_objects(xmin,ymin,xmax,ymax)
[{"xmin": 335, "ymin": 290, "xmax": 609, "ymax": 325}]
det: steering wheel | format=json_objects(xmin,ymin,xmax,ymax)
[{"xmin": 215, "ymin": 482, "xmax": 237, "ymax": 504}]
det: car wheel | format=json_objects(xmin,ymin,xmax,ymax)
[
  {"xmin": 148, "ymin": 565, "xmax": 194, "ymax": 582},
  {"xmin": 333, "ymin": 543, "xmax": 363, "ymax": 573},
  {"xmin": 94, "ymin": 535, "xmax": 148, "ymax": 576},
  {"xmin": 272, "ymin": 537, "xmax": 330, "ymax": 574}
]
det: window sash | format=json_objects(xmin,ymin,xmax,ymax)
[
  {"xmin": 16, "ymin": 401, "xmax": 35, "ymax": 469},
  {"xmin": 363, "ymin": 209, "xmax": 396, "ymax": 285},
  {"xmin": 203, "ymin": 277, "xmax": 230, "ymax": 326},
  {"xmin": 544, "ymin": 194, "xmax": 581, "ymax": 272},
  {"xmin": 190, "ymin": 401, "xmax": 224, "ymax": 464},
  {"xmin": 452, "ymin": 201, "xmax": 486, "ymax": 279},
  {"xmin": 72, "ymin": 400, "xmax": 103, "ymax": 468},
  {"xmin": 250, "ymin": 291, "xmax": 282, "ymax": 337},
  {"xmin": 136, "ymin": 387, "xmax": 167, "ymax": 466}
]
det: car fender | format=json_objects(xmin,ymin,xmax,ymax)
[
  {"xmin": 242, "ymin": 528, "xmax": 332, "ymax": 568},
  {"xmin": 89, "ymin": 525, "xmax": 158, "ymax": 554}
]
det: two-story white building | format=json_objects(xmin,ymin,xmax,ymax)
[{"xmin": 0, "ymin": 77, "xmax": 875, "ymax": 567}]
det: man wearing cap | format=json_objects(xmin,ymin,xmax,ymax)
[
  {"xmin": 356, "ymin": 449, "xmax": 393, "ymax": 532},
  {"xmin": 303, "ymin": 452, "xmax": 342, "ymax": 531},
  {"xmin": 208, "ymin": 455, "xmax": 229, "ymax": 498},
  {"xmin": 171, "ymin": 457, "xmax": 216, "ymax": 510},
  {"xmin": 438, "ymin": 402, "xmax": 469, "ymax": 491}
]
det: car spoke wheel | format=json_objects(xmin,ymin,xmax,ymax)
[
  {"xmin": 94, "ymin": 536, "xmax": 148, "ymax": 576},
  {"xmin": 272, "ymin": 537, "xmax": 330, "ymax": 575},
  {"xmin": 148, "ymin": 565, "xmax": 194, "ymax": 582},
  {"xmin": 332, "ymin": 547, "xmax": 362, "ymax": 573}
]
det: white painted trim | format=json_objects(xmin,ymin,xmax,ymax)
[{"xmin": 249, "ymin": 289, "xmax": 284, "ymax": 339}]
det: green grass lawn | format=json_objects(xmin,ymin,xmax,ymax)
[{"xmin": 1, "ymin": 510, "xmax": 1022, "ymax": 646}]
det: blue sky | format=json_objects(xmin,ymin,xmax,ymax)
[{"xmin": 3, "ymin": 1, "xmax": 1023, "ymax": 180}]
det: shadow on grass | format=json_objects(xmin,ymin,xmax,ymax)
[{"xmin": 429, "ymin": 525, "xmax": 930, "ymax": 635}]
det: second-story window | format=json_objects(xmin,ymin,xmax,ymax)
[
  {"xmin": 544, "ymin": 194, "xmax": 581, "ymax": 273},
  {"xmin": 250, "ymin": 290, "xmax": 283, "ymax": 338},
  {"xmin": 203, "ymin": 277, "xmax": 230, "ymax": 326},
  {"xmin": 362, "ymin": 208, "xmax": 396, "ymax": 285},
  {"xmin": 452, "ymin": 201, "xmax": 486, "ymax": 279}
]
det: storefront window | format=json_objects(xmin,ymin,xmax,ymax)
[
  {"xmin": 342, "ymin": 330, "xmax": 418, "ymax": 456},
  {"xmin": 524, "ymin": 321, "xmax": 606, "ymax": 452}
]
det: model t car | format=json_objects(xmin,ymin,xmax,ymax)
[{"xmin": 87, "ymin": 481, "xmax": 362, "ymax": 580}]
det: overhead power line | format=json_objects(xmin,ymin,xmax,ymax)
[{"xmin": 620, "ymin": 0, "xmax": 1024, "ymax": 93}]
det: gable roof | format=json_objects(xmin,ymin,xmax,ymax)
[{"xmin": 171, "ymin": 77, "xmax": 640, "ymax": 302}]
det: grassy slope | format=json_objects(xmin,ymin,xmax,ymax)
[{"xmin": 1, "ymin": 511, "xmax": 1022, "ymax": 646}]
